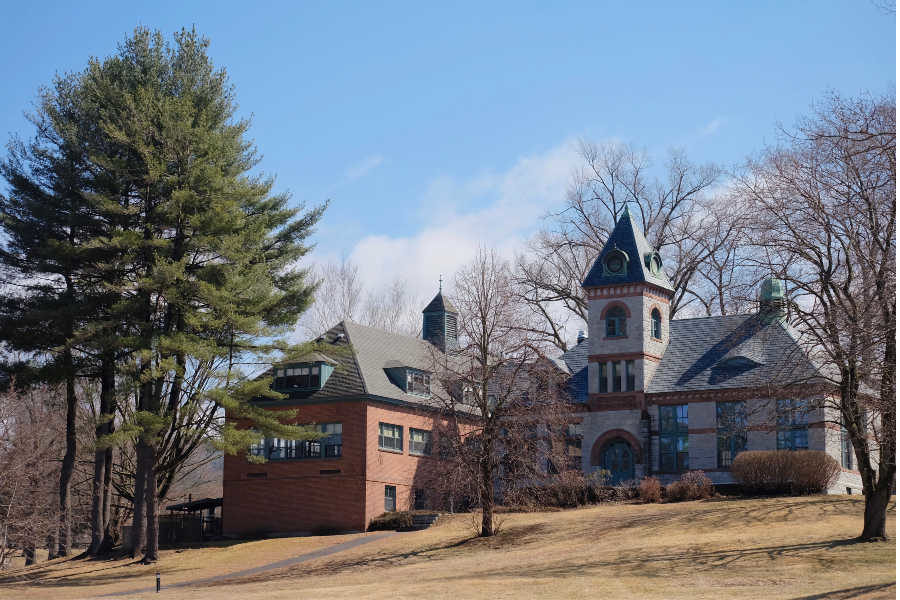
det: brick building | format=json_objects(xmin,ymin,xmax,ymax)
[
  {"xmin": 223, "ymin": 293, "xmax": 469, "ymax": 536},
  {"xmin": 560, "ymin": 206, "xmax": 863, "ymax": 493}
]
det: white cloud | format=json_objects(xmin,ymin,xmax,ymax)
[
  {"xmin": 343, "ymin": 154, "xmax": 385, "ymax": 181},
  {"xmin": 700, "ymin": 117, "xmax": 726, "ymax": 136},
  {"xmin": 346, "ymin": 139, "xmax": 582, "ymax": 304}
]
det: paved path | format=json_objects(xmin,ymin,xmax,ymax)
[{"xmin": 100, "ymin": 531, "xmax": 398, "ymax": 597}]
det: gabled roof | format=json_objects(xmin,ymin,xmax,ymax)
[
  {"xmin": 422, "ymin": 291, "xmax": 458, "ymax": 314},
  {"xmin": 582, "ymin": 205, "xmax": 675, "ymax": 292},
  {"xmin": 646, "ymin": 313, "xmax": 824, "ymax": 394},
  {"xmin": 560, "ymin": 337, "xmax": 590, "ymax": 403}
]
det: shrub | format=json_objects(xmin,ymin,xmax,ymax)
[
  {"xmin": 367, "ymin": 511, "xmax": 413, "ymax": 531},
  {"xmin": 730, "ymin": 450, "xmax": 840, "ymax": 495},
  {"xmin": 665, "ymin": 470, "xmax": 714, "ymax": 501},
  {"xmin": 638, "ymin": 477, "xmax": 662, "ymax": 503}
]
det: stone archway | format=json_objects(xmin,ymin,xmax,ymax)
[{"xmin": 590, "ymin": 429, "xmax": 642, "ymax": 485}]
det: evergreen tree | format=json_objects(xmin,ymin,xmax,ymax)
[{"xmin": 1, "ymin": 27, "xmax": 324, "ymax": 562}]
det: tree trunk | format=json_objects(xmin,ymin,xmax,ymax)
[
  {"xmin": 100, "ymin": 444, "xmax": 114, "ymax": 552},
  {"xmin": 479, "ymin": 456, "xmax": 494, "ymax": 537},
  {"xmin": 47, "ymin": 527, "xmax": 58, "ymax": 560},
  {"xmin": 24, "ymin": 543, "xmax": 36, "ymax": 566},
  {"xmin": 861, "ymin": 481, "xmax": 892, "ymax": 541},
  {"xmin": 57, "ymin": 350, "xmax": 77, "ymax": 556},
  {"xmin": 143, "ymin": 445, "xmax": 160, "ymax": 563},
  {"xmin": 130, "ymin": 440, "xmax": 148, "ymax": 558},
  {"xmin": 88, "ymin": 354, "xmax": 116, "ymax": 555}
]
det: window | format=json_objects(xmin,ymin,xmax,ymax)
[
  {"xmin": 612, "ymin": 361, "xmax": 622, "ymax": 392},
  {"xmin": 651, "ymin": 309, "xmax": 662, "ymax": 339},
  {"xmin": 249, "ymin": 432, "xmax": 266, "ymax": 458},
  {"xmin": 258, "ymin": 423, "xmax": 342, "ymax": 460},
  {"xmin": 841, "ymin": 425, "xmax": 853, "ymax": 469},
  {"xmin": 384, "ymin": 485, "xmax": 397, "ymax": 512},
  {"xmin": 566, "ymin": 423, "xmax": 583, "ymax": 471},
  {"xmin": 379, "ymin": 422, "xmax": 403, "ymax": 452},
  {"xmin": 776, "ymin": 399, "xmax": 809, "ymax": 450},
  {"xmin": 716, "ymin": 401, "xmax": 747, "ymax": 468},
  {"xmin": 625, "ymin": 360, "xmax": 635, "ymax": 391},
  {"xmin": 276, "ymin": 363, "xmax": 321, "ymax": 390},
  {"xmin": 406, "ymin": 370, "xmax": 431, "ymax": 396},
  {"xmin": 414, "ymin": 488, "xmax": 426, "ymax": 510},
  {"xmin": 605, "ymin": 306, "xmax": 627, "ymax": 337},
  {"xmin": 605, "ymin": 250, "xmax": 628, "ymax": 275},
  {"xmin": 659, "ymin": 404, "xmax": 688, "ymax": 472},
  {"xmin": 409, "ymin": 428, "xmax": 433, "ymax": 456},
  {"xmin": 599, "ymin": 362, "xmax": 608, "ymax": 393}
]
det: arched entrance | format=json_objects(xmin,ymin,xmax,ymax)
[{"xmin": 595, "ymin": 438, "xmax": 635, "ymax": 484}]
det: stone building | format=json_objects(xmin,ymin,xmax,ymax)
[{"xmin": 561, "ymin": 207, "xmax": 862, "ymax": 493}]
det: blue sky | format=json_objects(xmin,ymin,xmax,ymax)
[{"xmin": 1, "ymin": 1, "xmax": 895, "ymax": 309}]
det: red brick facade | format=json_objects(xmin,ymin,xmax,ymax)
[{"xmin": 223, "ymin": 399, "xmax": 460, "ymax": 535}]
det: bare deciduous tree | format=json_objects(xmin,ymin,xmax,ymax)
[
  {"xmin": 517, "ymin": 141, "xmax": 733, "ymax": 350},
  {"xmin": 427, "ymin": 248, "xmax": 572, "ymax": 537},
  {"xmin": 299, "ymin": 258, "xmax": 422, "ymax": 338},
  {"xmin": 740, "ymin": 92, "xmax": 895, "ymax": 540}
]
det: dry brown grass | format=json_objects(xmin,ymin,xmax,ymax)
[{"xmin": 0, "ymin": 495, "xmax": 894, "ymax": 599}]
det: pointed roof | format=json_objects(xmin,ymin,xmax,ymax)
[
  {"xmin": 582, "ymin": 205, "xmax": 675, "ymax": 292},
  {"xmin": 422, "ymin": 290, "xmax": 458, "ymax": 314}
]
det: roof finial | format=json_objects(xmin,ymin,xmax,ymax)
[{"xmin": 439, "ymin": 273, "xmax": 443, "ymax": 292}]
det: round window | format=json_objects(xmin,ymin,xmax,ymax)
[{"xmin": 606, "ymin": 254, "xmax": 624, "ymax": 273}]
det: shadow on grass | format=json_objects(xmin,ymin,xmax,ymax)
[
  {"xmin": 790, "ymin": 582, "xmax": 895, "ymax": 599},
  {"xmin": 214, "ymin": 523, "xmax": 551, "ymax": 586}
]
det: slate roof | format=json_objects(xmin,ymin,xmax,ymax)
[
  {"xmin": 646, "ymin": 313, "xmax": 824, "ymax": 394},
  {"xmin": 422, "ymin": 291, "xmax": 458, "ymax": 314},
  {"xmin": 277, "ymin": 321, "xmax": 366, "ymax": 402},
  {"xmin": 560, "ymin": 338, "xmax": 590, "ymax": 403},
  {"xmin": 582, "ymin": 205, "xmax": 675, "ymax": 291}
]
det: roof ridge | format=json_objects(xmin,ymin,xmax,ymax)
[
  {"xmin": 671, "ymin": 313, "xmax": 755, "ymax": 322},
  {"xmin": 337, "ymin": 320, "xmax": 369, "ymax": 395}
]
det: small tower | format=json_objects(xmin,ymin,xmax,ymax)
[
  {"xmin": 581, "ymin": 205, "xmax": 675, "ymax": 394},
  {"xmin": 422, "ymin": 282, "xmax": 458, "ymax": 351},
  {"xmin": 759, "ymin": 277, "xmax": 787, "ymax": 324}
]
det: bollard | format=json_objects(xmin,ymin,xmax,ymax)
[{"xmin": 156, "ymin": 571, "xmax": 160, "ymax": 593}]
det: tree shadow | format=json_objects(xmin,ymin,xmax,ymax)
[{"xmin": 789, "ymin": 582, "xmax": 895, "ymax": 599}]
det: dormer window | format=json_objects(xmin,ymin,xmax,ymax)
[
  {"xmin": 604, "ymin": 249, "xmax": 629, "ymax": 276},
  {"xmin": 272, "ymin": 353, "xmax": 337, "ymax": 392},
  {"xmin": 645, "ymin": 251, "xmax": 663, "ymax": 276},
  {"xmin": 406, "ymin": 370, "xmax": 431, "ymax": 396}
]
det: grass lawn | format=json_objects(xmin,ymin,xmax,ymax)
[{"xmin": 0, "ymin": 495, "xmax": 894, "ymax": 599}]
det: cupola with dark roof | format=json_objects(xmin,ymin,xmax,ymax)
[
  {"xmin": 422, "ymin": 283, "xmax": 458, "ymax": 352},
  {"xmin": 582, "ymin": 205, "xmax": 675, "ymax": 292}
]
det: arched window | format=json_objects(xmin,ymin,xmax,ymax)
[
  {"xmin": 651, "ymin": 308, "xmax": 662, "ymax": 339},
  {"xmin": 605, "ymin": 306, "xmax": 627, "ymax": 337}
]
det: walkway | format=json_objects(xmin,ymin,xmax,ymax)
[{"xmin": 100, "ymin": 531, "xmax": 398, "ymax": 597}]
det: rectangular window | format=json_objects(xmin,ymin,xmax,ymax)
[
  {"xmin": 248, "ymin": 432, "xmax": 266, "ymax": 458},
  {"xmin": 612, "ymin": 361, "xmax": 622, "ymax": 393},
  {"xmin": 716, "ymin": 401, "xmax": 747, "ymax": 468},
  {"xmin": 379, "ymin": 422, "xmax": 403, "ymax": 452},
  {"xmin": 776, "ymin": 399, "xmax": 809, "ymax": 450},
  {"xmin": 659, "ymin": 404, "xmax": 689, "ymax": 472},
  {"xmin": 406, "ymin": 370, "xmax": 431, "ymax": 396},
  {"xmin": 625, "ymin": 360, "xmax": 635, "ymax": 391},
  {"xmin": 567, "ymin": 423, "xmax": 583, "ymax": 471},
  {"xmin": 268, "ymin": 437, "xmax": 286, "ymax": 460},
  {"xmin": 321, "ymin": 422, "xmax": 342, "ymax": 458},
  {"xmin": 841, "ymin": 425, "xmax": 853, "ymax": 469},
  {"xmin": 409, "ymin": 428, "xmax": 433, "ymax": 456},
  {"xmin": 414, "ymin": 488, "xmax": 426, "ymax": 510},
  {"xmin": 599, "ymin": 362, "xmax": 608, "ymax": 393},
  {"xmin": 384, "ymin": 485, "xmax": 397, "ymax": 512}
]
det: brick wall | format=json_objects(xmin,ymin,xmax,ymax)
[{"xmin": 223, "ymin": 400, "xmax": 368, "ymax": 535}]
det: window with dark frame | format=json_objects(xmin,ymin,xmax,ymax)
[
  {"xmin": 379, "ymin": 422, "xmax": 403, "ymax": 452},
  {"xmin": 625, "ymin": 360, "xmax": 635, "ymax": 391},
  {"xmin": 274, "ymin": 363, "xmax": 321, "ymax": 390},
  {"xmin": 252, "ymin": 423, "xmax": 342, "ymax": 460},
  {"xmin": 841, "ymin": 424, "xmax": 853, "ymax": 469},
  {"xmin": 612, "ymin": 361, "xmax": 622, "ymax": 392},
  {"xmin": 651, "ymin": 308, "xmax": 662, "ymax": 339},
  {"xmin": 605, "ymin": 306, "xmax": 627, "ymax": 337},
  {"xmin": 716, "ymin": 401, "xmax": 747, "ymax": 468},
  {"xmin": 659, "ymin": 404, "xmax": 688, "ymax": 472},
  {"xmin": 409, "ymin": 428, "xmax": 432, "ymax": 456},
  {"xmin": 384, "ymin": 485, "xmax": 397, "ymax": 512},
  {"xmin": 406, "ymin": 370, "xmax": 431, "ymax": 396},
  {"xmin": 776, "ymin": 399, "xmax": 809, "ymax": 450},
  {"xmin": 599, "ymin": 361, "xmax": 608, "ymax": 393}
]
